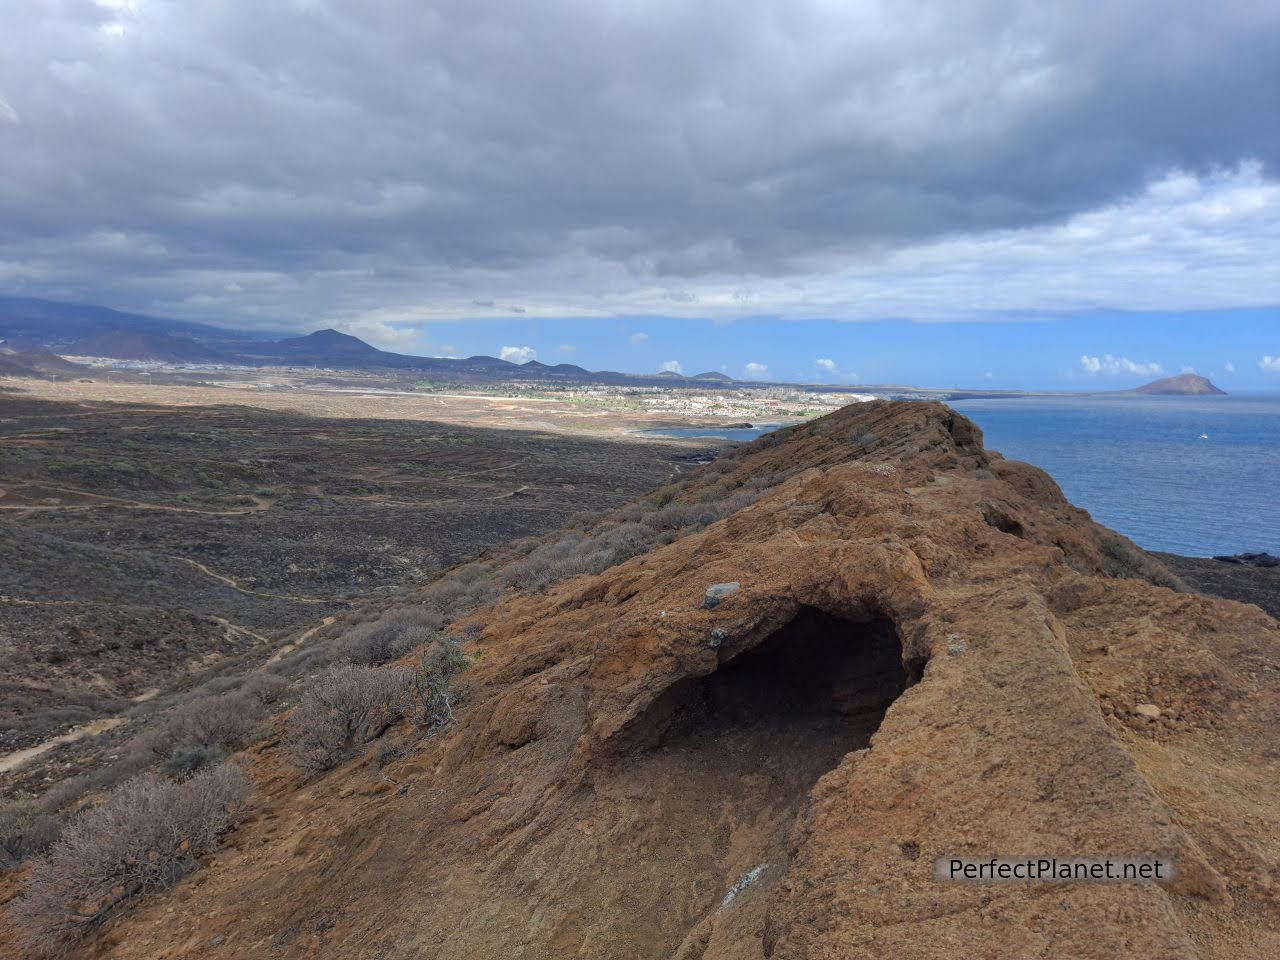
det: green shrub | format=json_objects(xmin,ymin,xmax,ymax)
[{"xmin": 408, "ymin": 637, "xmax": 468, "ymax": 730}]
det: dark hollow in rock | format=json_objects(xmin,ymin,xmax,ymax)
[{"xmin": 596, "ymin": 607, "xmax": 916, "ymax": 957}]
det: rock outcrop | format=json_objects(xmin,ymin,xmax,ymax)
[{"xmin": 13, "ymin": 401, "xmax": 1279, "ymax": 959}]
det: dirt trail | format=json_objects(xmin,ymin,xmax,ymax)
[
  {"xmin": 206, "ymin": 613, "xmax": 274, "ymax": 645},
  {"xmin": 0, "ymin": 612, "xmax": 335, "ymax": 777},
  {"xmin": 266, "ymin": 615, "xmax": 336, "ymax": 665},
  {"xmin": 172, "ymin": 556, "xmax": 329, "ymax": 604},
  {"xmin": 0, "ymin": 595, "xmax": 87, "ymax": 607},
  {"xmin": 0, "ymin": 717, "xmax": 126, "ymax": 776},
  {"xmin": 0, "ymin": 488, "xmax": 271, "ymax": 517}
]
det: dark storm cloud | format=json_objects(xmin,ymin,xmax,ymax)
[{"xmin": 0, "ymin": 0, "xmax": 1277, "ymax": 326}]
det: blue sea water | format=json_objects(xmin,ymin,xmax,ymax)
[
  {"xmin": 645, "ymin": 396, "xmax": 1280, "ymax": 556},
  {"xmin": 951, "ymin": 394, "xmax": 1280, "ymax": 556}
]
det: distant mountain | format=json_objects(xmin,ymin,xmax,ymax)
[
  {"xmin": 0, "ymin": 345, "xmax": 88, "ymax": 378},
  {"xmin": 1127, "ymin": 373, "xmax": 1226, "ymax": 396},
  {"xmin": 270, "ymin": 329, "xmax": 385, "ymax": 364},
  {"xmin": 0, "ymin": 295, "xmax": 761, "ymax": 387},
  {"xmin": 69, "ymin": 330, "xmax": 229, "ymax": 364},
  {"xmin": 0, "ymin": 296, "xmax": 262, "ymax": 347}
]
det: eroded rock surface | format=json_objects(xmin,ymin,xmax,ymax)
[{"xmin": 14, "ymin": 401, "xmax": 1278, "ymax": 959}]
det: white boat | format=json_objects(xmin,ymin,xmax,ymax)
[{"xmin": 1199, "ymin": 433, "xmax": 1209, "ymax": 440}]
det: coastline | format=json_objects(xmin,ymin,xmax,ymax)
[{"xmin": 1159, "ymin": 553, "xmax": 1280, "ymax": 620}]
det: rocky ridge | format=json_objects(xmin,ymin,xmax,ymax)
[{"xmin": 4, "ymin": 400, "xmax": 1277, "ymax": 959}]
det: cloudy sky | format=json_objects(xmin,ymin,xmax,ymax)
[{"xmin": 1, "ymin": 0, "xmax": 1278, "ymax": 387}]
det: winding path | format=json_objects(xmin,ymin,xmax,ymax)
[{"xmin": 172, "ymin": 556, "xmax": 330, "ymax": 604}]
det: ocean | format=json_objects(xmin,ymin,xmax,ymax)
[
  {"xmin": 952, "ymin": 394, "xmax": 1280, "ymax": 557},
  {"xmin": 645, "ymin": 395, "xmax": 1280, "ymax": 557}
]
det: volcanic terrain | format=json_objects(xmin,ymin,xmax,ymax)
[{"xmin": 3, "ymin": 400, "xmax": 1277, "ymax": 959}]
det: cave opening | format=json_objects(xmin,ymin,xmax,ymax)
[
  {"xmin": 584, "ymin": 606, "xmax": 920, "ymax": 959},
  {"xmin": 658, "ymin": 606, "xmax": 917, "ymax": 752}
]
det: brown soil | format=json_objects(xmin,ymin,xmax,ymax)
[{"xmin": 4, "ymin": 401, "xmax": 1277, "ymax": 959}]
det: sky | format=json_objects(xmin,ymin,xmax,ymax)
[{"xmin": 0, "ymin": 1, "xmax": 1277, "ymax": 389}]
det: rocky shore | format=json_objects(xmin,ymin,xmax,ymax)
[{"xmin": 1159, "ymin": 552, "xmax": 1280, "ymax": 620}]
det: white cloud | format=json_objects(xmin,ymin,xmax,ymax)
[
  {"xmin": 628, "ymin": 332, "xmax": 648, "ymax": 345},
  {"xmin": 500, "ymin": 345, "xmax": 537, "ymax": 364},
  {"xmin": 815, "ymin": 358, "xmax": 836, "ymax": 372},
  {"xmin": 1, "ymin": 5, "xmax": 1278, "ymax": 329},
  {"xmin": 437, "ymin": 344, "xmax": 457, "ymax": 358},
  {"xmin": 1079, "ymin": 354, "xmax": 1162, "ymax": 377},
  {"xmin": 0, "ymin": 97, "xmax": 19, "ymax": 125},
  {"xmin": 336, "ymin": 320, "xmax": 424, "ymax": 351},
  {"xmin": 1260, "ymin": 356, "xmax": 1280, "ymax": 373},
  {"xmin": 1224, "ymin": 361, "xmax": 1235, "ymax": 373},
  {"xmin": 983, "ymin": 371, "xmax": 994, "ymax": 380},
  {"xmin": 557, "ymin": 343, "xmax": 576, "ymax": 354},
  {"xmin": 153, "ymin": 162, "xmax": 1276, "ymax": 328},
  {"xmin": 659, "ymin": 360, "xmax": 683, "ymax": 374},
  {"xmin": 743, "ymin": 362, "xmax": 768, "ymax": 378}
]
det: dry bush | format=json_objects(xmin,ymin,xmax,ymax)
[
  {"xmin": 612, "ymin": 498, "xmax": 661, "ymax": 523},
  {"xmin": 9, "ymin": 763, "xmax": 248, "ymax": 955},
  {"xmin": 136, "ymin": 692, "xmax": 259, "ymax": 779},
  {"xmin": 284, "ymin": 665, "xmax": 411, "ymax": 772},
  {"xmin": 332, "ymin": 607, "xmax": 440, "ymax": 665},
  {"xmin": 499, "ymin": 534, "xmax": 584, "ymax": 590},
  {"xmin": 0, "ymin": 800, "xmax": 62, "ymax": 869},
  {"xmin": 156, "ymin": 745, "xmax": 225, "ymax": 781},
  {"xmin": 241, "ymin": 672, "xmax": 288, "ymax": 705},
  {"xmin": 1099, "ymin": 533, "xmax": 1187, "ymax": 591},
  {"xmin": 499, "ymin": 490, "xmax": 759, "ymax": 593},
  {"xmin": 417, "ymin": 572, "xmax": 498, "ymax": 623}
]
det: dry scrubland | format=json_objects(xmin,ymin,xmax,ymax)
[{"xmin": 0, "ymin": 387, "xmax": 704, "ymax": 796}]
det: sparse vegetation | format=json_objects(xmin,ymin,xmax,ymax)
[
  {"xmin": 137, "ymin": 692, "xmax": 262, "ymax": 780},
  {"xmin": 332, "ymin": 607, "xmax": 440, "ymax": 665},
  {"xmin": 1, "ymin": 390, "xmax": 787, "ymax": 948},
  {"xmin": 0, "ymin": 799, "xmax": 62, "ymax": 869},
  {"xmin": 9, "ymin": 763, "xmax": 248, "ymax": 954},
  {"xmin": 283, "ymin": 665, "xmax": 413, "ymax": 772},
  {"xmin": 1, "ymin": 393, "xmax": 680, "ymax": 793},
  {"xmin": 408, "ymin": 636, "xmax": 469, "ymax": 729},
  {"xmin": 1099, "ymin": 533, "xmax": 1187, "ymax": 591},
  {"xmin": 499, "ymin": 488, "xmax": 758, "ymax": 593}
]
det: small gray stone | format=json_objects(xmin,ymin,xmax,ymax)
[
  {"xmin": 701, "ymin": 582, "xmax": 740, "ymax": 610},
  {"xmin": 708, "ymin": 627, "xmax": 727, "ymax": 649}
]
